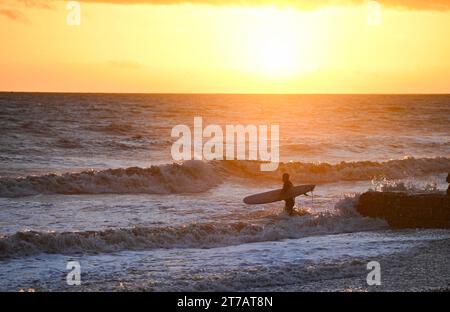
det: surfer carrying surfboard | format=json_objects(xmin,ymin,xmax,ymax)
[
  {"xmin": 242, "ymin": 179, "xmax": 315, "ymax": 214},
  {"xmin": 281, "ymin": 173, "xmax": 295, "ymax": 215}
]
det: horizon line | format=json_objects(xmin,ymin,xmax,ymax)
[{"xmin": 1, "ymin": 91, "xmax": 450, "ymax": 96}]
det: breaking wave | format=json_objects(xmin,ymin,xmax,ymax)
[
  {"xmin": 214, "ymin": 156, "xmax": 450, "ymax": 183},
  {"xmin": 0, "ymin": 198, "xmax": 386, "ymax": 259},
  {"xmin": 0, "ymin": 157, "xmax": 448, "ymax": 197},
  {"xmin": 0, "ymin": 160, "xmax": 220, "ymax": 197}
]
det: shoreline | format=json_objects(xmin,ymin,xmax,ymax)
[{"xmin": 255, "ymin": 238, "xmax": 450, "ymax": 292}]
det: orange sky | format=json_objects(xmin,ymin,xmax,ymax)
[{"xmin": 1, "ymin": 0, "xmax": 450, "ymax": 93}]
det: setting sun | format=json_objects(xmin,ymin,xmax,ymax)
[
  {"xmin": 226, "ymin": 7, "xmax": 322, "ymax": 78},
  {"xmin": 239, "ymin": 7, "xmax": 306, "ymax": 77},
  {"xmin": 257, "ymin": 41, "xmax": 296, "ymax": 77}
]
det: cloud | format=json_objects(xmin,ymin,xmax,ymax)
[
  {"xmin": 16, "ymin": 0, "xmax": 52, "ymax": 9},
  {"xmin": 1, "ymin": 0, "xmax": 449, "ymax": 23},
  {"xmin": 0, "ymin": 0, "xmax": 51, "ymax": 22},
  {"xmin": 69, "ymin": 0, "xmax": 450, "ymax": 11},
  {"xmin": 379, "ymin": 0, "xmax": 450, "ymax": 10},
  {"xmin": 0, "ymin": 8, "xmax": 24, "ymax": 20}
]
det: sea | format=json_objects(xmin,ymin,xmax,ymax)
[{"xmin": 0, "ymin": 93, "xmax": 449, "ymax": 291}]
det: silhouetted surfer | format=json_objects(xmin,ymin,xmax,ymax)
[{"xmin": 281, "ymin": 173, "xmax": 295, "ymax": 215}]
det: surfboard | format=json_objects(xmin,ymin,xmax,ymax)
[{"xmin": 243, "ymin": 184, "xmax": 315, "ymax": 205}]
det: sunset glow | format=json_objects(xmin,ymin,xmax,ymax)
[{"xmin": 0, "ymin": 1, "xmax": 450, "ymax": 93}]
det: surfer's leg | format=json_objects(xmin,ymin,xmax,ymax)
[{"xmin": 284, "ymin": 199, "xmax": 295, "ymax": 215}]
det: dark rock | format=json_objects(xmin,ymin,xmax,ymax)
[{"xmin": 356, "ymin": 191, "xmax": 450, "ymax": 229}]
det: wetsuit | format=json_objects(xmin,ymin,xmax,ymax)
[
  {"xmin": 282, "ymin": 180, "xmax": 295, "ymax": 215},
  {"xmin": 447, "ymin": 172, "xmax": 450, "ymax": 196}
]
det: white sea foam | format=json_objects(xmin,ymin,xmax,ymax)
[{"xmin": 0, "ymin": 197, "xmax": 386, "ymax": 259}]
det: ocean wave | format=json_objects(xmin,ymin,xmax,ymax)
[
  {"xmin": 370, "ymin": 178, "xmax": 440, "ymax": 194},
  {"xmin": 0, "ymin": 198, "xmax": 386, "ymax": 259},
  {"xmin": 282, "ymin": 142, "xmax": 332, "ymax": 155},
  {"xmin": 92, "ymin": 123, "xmax": 135, "ymax": 135},
  {"xmin": 0, "ymin": 157, "xmax": 448, "ymax": 197},
  {"xmin": 54, "ymin": 138, "xmax": 83, "ymax": 149},
  {"xmin": 0, "ymin": 160, "xmax": 219, "ymax": 197},
  {"xmin": 214, "ymin": 156, "xmax": 450, "ymax": 183}
]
